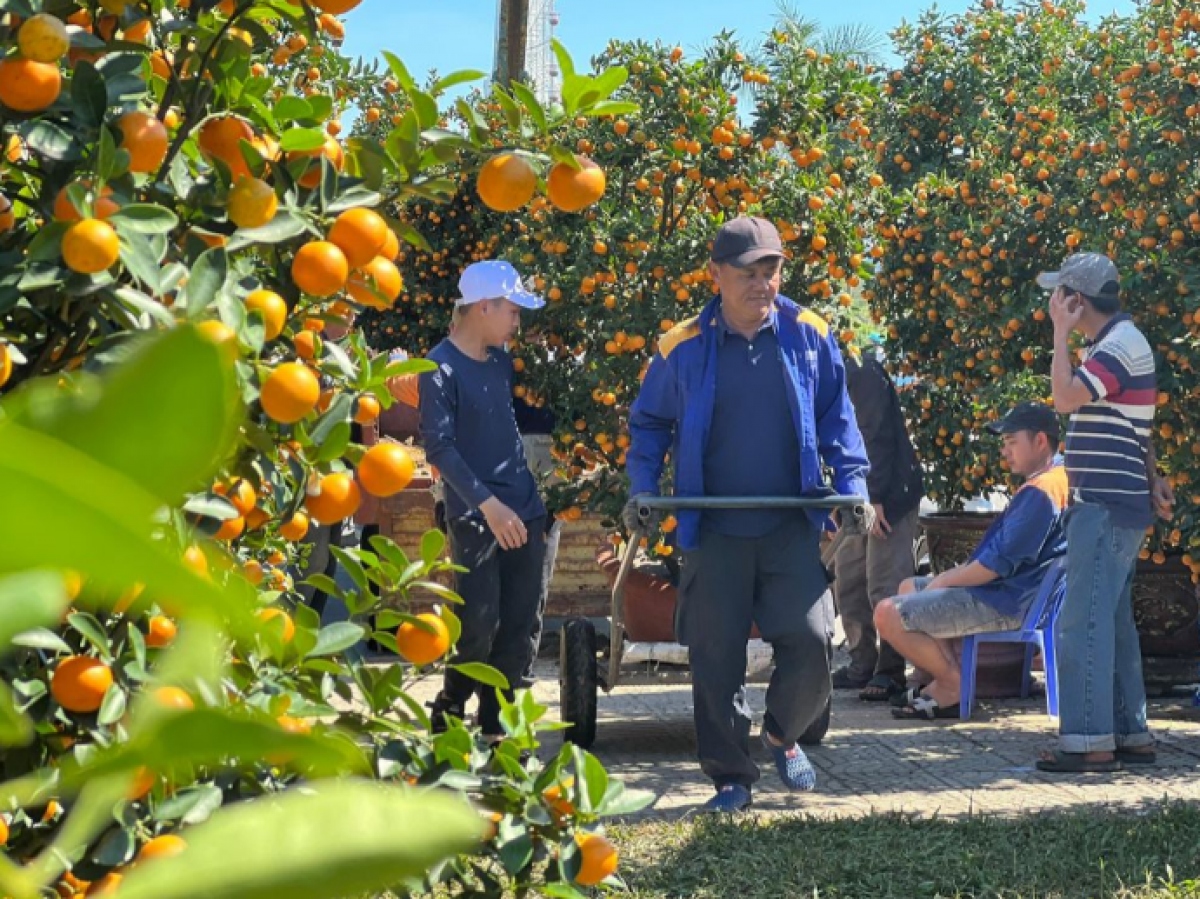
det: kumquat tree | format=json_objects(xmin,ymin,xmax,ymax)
[
  {"xmin": 0, "ymin": 1, "xmax": 649, "ymax": 897},
  {"xmin": 361, "ymin": 22, "xmax": 888, "ymax": 547},
  {"xmin": 869, "ymin": 0, "xmax": 1200, "ymax": 580}
]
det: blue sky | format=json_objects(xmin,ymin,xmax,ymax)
[{"xmin": 341, "ymin": 0, "xmax": 1137, "ymax": 88}]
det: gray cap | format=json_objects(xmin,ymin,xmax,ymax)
[
  {"xmin": 711, "ymin": 216, "xmax": 785, "ymax": 266},
  {"xmin": 985, "ymin": 401, "xmax": 1060, "ymax": 443},
  {"xmin": 1036, "ymin": 253, "xmax": 1120, "ymax": 301}
]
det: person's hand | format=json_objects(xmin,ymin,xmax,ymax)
[
  {"xmin": 1048, "ymin": 287, "xmax": 1083, "ymax": 336},
  {"xmin": 870, "ymin": 502, "xmax": 891, "ymax": 539},
  {"xmin": 836, "ymin": 502, "xmax": 876, "ymax": 536},
  {"xmin": 622, "ymin": 494, "xmax": 658, "ymax": 534},
  {"xmin": 480, "ymin": 497, "xmax": 528, "ymax": 550},
  {"xmin": 1151, "ymin": 474, "xmax": 1175, "ymax": 521}
]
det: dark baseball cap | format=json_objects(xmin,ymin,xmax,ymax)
[
  {"xmin": 711, "ymin": 216, "xmax": 785, "ymax": 266},
  {"xmin": 986, "ymin": 401, "xmax": 1060, "ymax": 443}
]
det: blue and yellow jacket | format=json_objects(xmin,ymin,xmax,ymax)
[{"xmin": 626, "ymin": 294, "xmax": 870, "ymax": 551}]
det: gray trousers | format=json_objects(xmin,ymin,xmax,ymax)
[
  {"xmin": 677, "ymin": 516, "xmax": 833, "ymax": 789},
  {"xmin": 832, "ymin": 508, "xmax": 917, "ymax": 682}
]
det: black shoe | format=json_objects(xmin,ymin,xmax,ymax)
[{"xmin": 427, "ymin": 693, "xmax": 465, "ymax": 735}]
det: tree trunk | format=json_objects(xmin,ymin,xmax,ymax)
[{"xmin": 495, "ymin": 0, "xmax": 530, "ymax": 87}]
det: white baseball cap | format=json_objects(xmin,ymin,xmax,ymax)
[{"xmin": 455, "ymin": 260, "xmax": 544, "ymax": 309}]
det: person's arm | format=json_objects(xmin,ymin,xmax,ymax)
[
  {"xmin": 1147, "ymin": 439, "xmax": 1175, "ymax": 520},
  {"xmin": 1048, "ymin": 288, "xmax": 1096, "ymax": 413},
  {"xmin": 969, "ymin": 487, "xmax": 1056, "ymax": 583},
  {"xmin": 927, "ymin": 560, "xmax": 998, "ymax": 590},
  {"xmin": 625, "ymin": 353, "xmax": 679, "ymax": 497},
  {"xmin": 812, "ymin": 330, "xmax": 870, "ymax": 501},
  {"xmin": 418, "ymin": 363, "xmax": 527, "ymax": 548}
]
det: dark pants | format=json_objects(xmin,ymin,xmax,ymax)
[
  {"xmin": 442, "ymin": 513, "xmax": 547, "ymax": 734},
  {"xmin": 677, "ymin": 516, "xmax": 833, "ymax": 788}
]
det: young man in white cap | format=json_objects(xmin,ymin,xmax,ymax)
[
  {"xmin": 418, "ymin": 260, "xmax": 548, "ymax": 740},
  {"xmin": 1037, "ymin": 252, "xmax": 1173, "ymax": 772}
]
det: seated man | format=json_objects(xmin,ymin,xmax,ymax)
[{"xmin": 875, "ymin": 402, "xmax": 1068, "ymax": 720}]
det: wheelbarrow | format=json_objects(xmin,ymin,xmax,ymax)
[{"xmin": 559, "ymin": 494, "xmax": 868, "ymax": 749}]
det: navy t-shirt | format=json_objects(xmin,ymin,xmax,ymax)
[
  {"xmin": 418, "ymin": 339, "xmax": 545, "ymax": 523},
  {"xmin": 967, "ymin": 464, "xmax": 1069, "ymax": 616},
  {"xmin": 702, "ymin": 319, "xmax": 804, "ymax": 537}
]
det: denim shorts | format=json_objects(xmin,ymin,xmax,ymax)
[{"xmin": 893, "ymin": 576, "xmax": 1025, "ymax": 639}]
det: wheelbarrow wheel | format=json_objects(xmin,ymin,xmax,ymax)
[
  {"xmin": 798, "ymin": 694, "xmax": 831, "ymax": 746},
  {"xmin": 560, "ymin": 617, "xmax": 598, "ymax": 748}
]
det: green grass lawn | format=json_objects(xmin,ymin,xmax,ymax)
[{"xmin": 610, "ymin": 802, "xmax": 1200, "ymax": 898}]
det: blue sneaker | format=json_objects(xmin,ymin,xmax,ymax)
[
  {"xmin": 761, "ymin": 729, "xmax": 817, "ymax": 792},
  {"xmin": 699, "ymin": 784, "xmax": 752, "ymax": 814}
]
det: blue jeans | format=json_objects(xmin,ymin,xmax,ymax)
[{"xmin": 1055, "ymin": 502, "xmax": 1153, "ymax": 753}]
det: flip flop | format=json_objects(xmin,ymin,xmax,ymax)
[
  {"xmin": 1115, "ymin": 748, "xmax": 1157, "ymax": 765},
  {"xmin": 859, "ymin": 674, "xmax": 905, "ymax": 702},
  {"xmin": 890, "ymin": 694, "xmax": 960, "ymax": 720},
  {"xmin": 890, "ymin": 685, "xmax": 929, "ymax": 708},
  {"xmin": 1036, "ymin": 750, "xmax": 1122, "ymax": 773}
]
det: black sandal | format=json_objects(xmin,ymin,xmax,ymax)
[
  {"xmin": 859, "ymin": 674, "xmax": 904, "ymax": 702},
  {"xmin": 890, "ymin": 685, "xmax": 929, "ymax": 708},
  {"xmin": 891, "ymin": 694, "xmax": 960, "ymax": 720},
  {"xmin": 1036, "ymin": 750, "xmax": 1122, "ymax": 773}
]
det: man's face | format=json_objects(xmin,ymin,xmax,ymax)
[
  {"xmin": 481, "ymin": 297, "xmax": 522, "ymax": 346},
  {"xmin": 1001, "ymin": 430, "xmax": 1048, "ymax": 477},
  {"xmin": 709, "ymin": 256, "xmax": 783, "ymax": 321}
]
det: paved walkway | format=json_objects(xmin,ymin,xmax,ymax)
[{"xmin": 409, "ymin": 660, "xmax": 1200, "ymax": 819}]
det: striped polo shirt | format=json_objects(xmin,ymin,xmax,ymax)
[{"xmin": 1064, "ymin": 313, "xmax": 1156, "ymax": 529}]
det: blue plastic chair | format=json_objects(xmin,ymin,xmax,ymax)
[{"xmin": 959, "ymin": 557, "xmax": 1066, "ymax": 721}]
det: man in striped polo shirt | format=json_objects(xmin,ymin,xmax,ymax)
[{"xmin": 1038, "ymin": 252, "xmax": 1173, "ymax": 773}]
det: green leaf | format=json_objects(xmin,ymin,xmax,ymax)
[
  {"xmin": 582, "ymin": 100, "xmax": 640, "ymax": 117},
  {"xmin": 492, "ymin": 86, "xmax": 523, "ymax": 132},
  {"xmin": 184, "ymin": 248, "xmax": 228, "ymax": 316},
  {"xmin": 279, "ymin": 127, "xmax": 326, "ymax": 152},
  {"xmin": 580, "ymin": 749, "xmax": 609, "ymax": 811},
  {"xmin": 309, "ymin": 393, "xmax": 352, "ymax": 446},
  {"xmin": 115, "ymin": 781, "xmax": 484, "ymax": 899},
  {"xmin": 586, "ymin": 66, "xmax": 630, "ymax": 103},
  {"xmin": 225, "ymin": 210, "xmax": 310, "ymax": 250},
  {"xmin": 181, "ymin": 493, "xmax": 240, "ymax": 521},
  {"xmin": 314, "ymin": 420, "xmax": 351, "ymax": 463},
  {"xmin": 380, "ymin": 50, "xmax": 417, "ymax": 94},
  {"xmin": 274, "ymin": 96, "xmax": 314, "ymax": 123},
  {"xmin": 154, "ymin": 784, "xmax": 224, "ymax": 825},
  {"xmin": 70, "ymin": 61, "xmax": 108, "ymax": 128},
  {"xmin": 66, "ymin": 612, "xmax": 113, "ymax": 658},
  {"xmin": 112, "ymin": 287, "xmax": 175, "ymax": 327},
  {"xmin": 420, "ymin": 529, "xmax": 446, "ymax": 565},
  {"xmin": 63, "ymin": 709, "xmax": 368, "ymax": 789},
  {"xmin": 116, "ymin": 228, "xmax": 164, "ymax": 293},
  {"xmin": 551, "ymin": 39, "xmax": 576, "ymax": 81},
  {"xmin": 449, "ymin": 662, "xmax": 509, "ymax": 691},
  {"xmin": 0, "ymin": 571, "xmax": 69, "ymax": 650},
  {"xmin": 97, "ymin": 683, "xmax": 127, "ymax": 726},
  {"xmin": 431, "ymin": 69, "xmax": 486, "ymax": 95},
  {"xmin": 306, "ymin": 95, "xmax": 334, "ymax": 123},
  {"xmin": 511, "ymin": 82, "xmax": 548, "ymax": 133},
  {"xmin": 107, "ymin": 204, "xmax": 180, "ymax": 235},
  {"xmin": 3, "ymin": 327, "xmax": 241, "ymax": 508},
  {"xmin": 10, "ymin": 628, "xmax": 71, "ymax": 653},
  {"xmin": 0, "ymin": 682, "xmax": 33, "ymax": 748},
  {"xmin": 22, "ymin": 120, "xmax": 79, "ymax": 162},
  {"xmin": 410, "ymin": 89, "xmax": 438, "ymax": 131},
  {"xmin": 325, "ymin": 187, "xmax": 384, "ymax": 214},
  {"xmin": 309, "ymin": 622, "xmax": 365, "ymax": 657}
]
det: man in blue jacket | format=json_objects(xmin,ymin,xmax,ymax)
[{"xmin": 624, "ymin": 216, "xmax": 871, "ymax": 813}]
